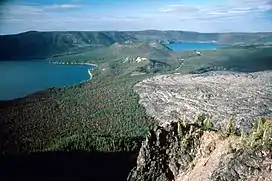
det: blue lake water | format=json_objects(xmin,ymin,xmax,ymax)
[
  {"xmin": 167, "ymin": 42, "xmax": 223, "ymax": 51},
  {"xmin": 0, "ymin": 60, "xmax": 92, "ymax": 100}
]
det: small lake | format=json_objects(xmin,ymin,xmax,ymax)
[
  {"xmin": 167, "ymin": 42, "xmax": 223, "ymax": 51},
  {"xmin": 0, "ymin": 60, "xmax": 92, "ymax": 100}
]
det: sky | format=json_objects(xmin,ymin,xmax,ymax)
[{"xmin": 0, "ymin": 0, "xmax": 271, "ymax": 34}]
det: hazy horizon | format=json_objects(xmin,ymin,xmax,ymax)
[
  {"xmin": 0, "ymin": 0, "xmax": 271, "ymax": 35},
  {"xmin": 2, "ymin": 29, "xmax": 272, "ymax": 36}
]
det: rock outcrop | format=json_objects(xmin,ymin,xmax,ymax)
[
  {"xmin": 129, "ymin": 71, "xmax": 272, "ymax": 181},
  {"xmin": 128, "ymin": 122, "xmax": 272, "ymax": 181},
  {"xmin": 134, "ymin": 71, "xmax": 272, "ymax": 131},
  {"xmin": 128, "ymin": 122, "xmax": 202, "ymax": 181},
  {"xmin": 123, "ymin": 56, "xmax": 149, "ymax": 63}
]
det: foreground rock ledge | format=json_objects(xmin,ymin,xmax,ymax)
[
  {"xmin": 128, "ymin": 122, "xmax": 272, "ymax": 181},
  {"xmin": 134, "ymin": 71, "xmax": 272, "ymax": 130}
]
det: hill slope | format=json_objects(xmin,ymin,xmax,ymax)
[
  {"xmin": 0, "ymin": 31, "xmax": 134, "ymax": 60},
  {"xmin": 0, "ymin": 45, "xmax": 271, "ymax": 154},
  {"xmin": 1, "ymin": 30, "xmax": 272, "ymax": 60}
]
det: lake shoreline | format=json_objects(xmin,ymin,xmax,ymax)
[
  {"xmin": 165, "ymin": 40, "xmax": 231, "ymax": 45},
  {"xmin": 166, "ymin": 42, "xmax": 224, "ymax": 51},
  {"xmin": 49, "ymin": 61, "xmax": 98, "ymax": 67},
  {"xmin": 0, "ymin": 60, "xmax": 95, "ymax": 100},
  {"xmin": 49, "ymin": 61, "xmax": 96, "ymax": 80}
]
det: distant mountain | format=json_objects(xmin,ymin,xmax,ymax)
[
  {"xmin": 0, "ymin": 31, "xmax": 134, "ymax": 60},
  {"xmin": 0, "ymin": 30, "xmax": 271, "ymax": 60}
]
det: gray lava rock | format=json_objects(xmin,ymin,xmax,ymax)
[{"xmin": 134, "ymin": 71, "xmax": 272, "ymax": 131}]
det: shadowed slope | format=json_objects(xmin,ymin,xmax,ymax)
[{"xmin": 0, "ymin": 151, "xmax": 137, "ymax": 181}]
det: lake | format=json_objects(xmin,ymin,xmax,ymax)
[
  {"xmin": 0, "ymin": 60, "xmax": 92, "ymax": 100},
  {"xmin": 167, "ymin": 42, "xmax": 223, "ymax": 51}
]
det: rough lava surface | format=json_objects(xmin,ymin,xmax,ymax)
[{"xmin": 134, "ymin": 71, "xmax": 272, "ymax": 131}]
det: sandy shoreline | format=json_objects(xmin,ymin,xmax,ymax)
[
  {"xmin": 50, "ymin": 61, "xmax": 98, "ymax": 67},
  {"xmin": 50, "ymin": 61, "xmax": 97, "ymax": 79}
]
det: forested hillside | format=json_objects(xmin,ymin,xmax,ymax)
[{"xmin": 0, "ymin": 30, "xmax": 271, "ymax": 60}]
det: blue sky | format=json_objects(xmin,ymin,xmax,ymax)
[{"xmin": 0, "ymin": 0, "xmax": 271, "ymax": 34}]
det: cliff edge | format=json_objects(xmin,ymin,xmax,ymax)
[
  {"xmin": 129, "ymin": 71, "xmax": 272, "ymax": 181},
  {"xmin": 128, "ymin": 121, "xmax": 272, "ymax": 181}
]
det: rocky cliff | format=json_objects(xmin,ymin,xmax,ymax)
[
  {"xmin": 129, "ymin": 71, "xmax": 272, "ymax": 181},
  {"xmin": 128, "ymin": 121, "xmax": 272, "ymax": 181}
]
